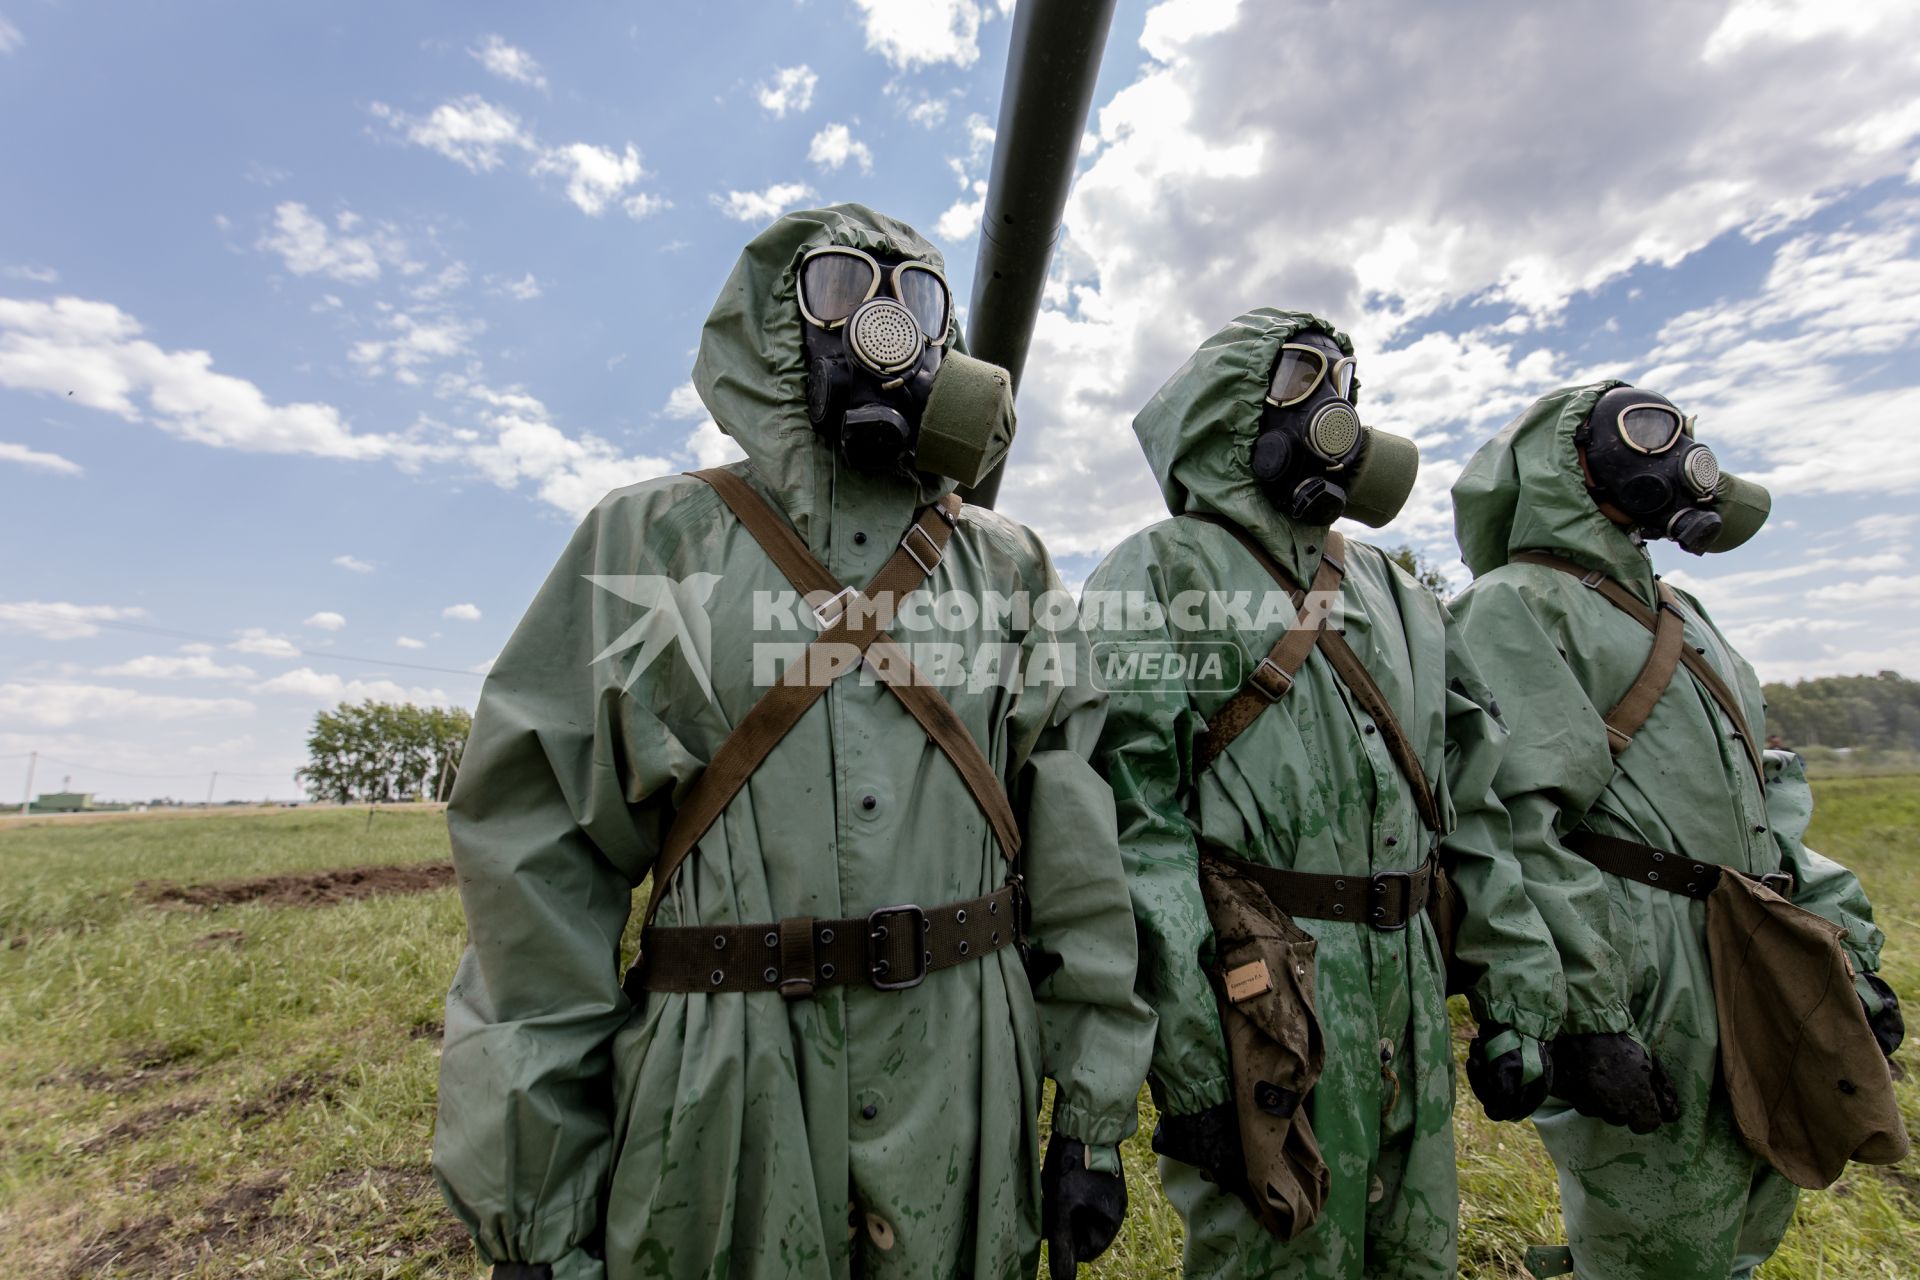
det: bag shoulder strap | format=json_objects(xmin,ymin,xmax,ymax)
[
  {"xmin": 1184, "ymin": 517, "xmax": 1442, "ymax": 832},
  {"xmin": 644, "ymin": 468, "xmax": 1018, "ymax": 925},
  {"xmin": 1186, "ymin": 515, "xmax": 1343, "ymax": 774},
  {"xmin": 1509, "ymin": 551, "xmax": 1766, "ymax": 788}
]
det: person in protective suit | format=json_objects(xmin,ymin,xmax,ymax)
[
  {"xmin": 1083, "ymin": 309, "xmax": 1566, "ymax": 1278},
  {"xmin": 1448, "ymin": 381, "xmax": 1903, "ymax": 1280},
  {"xmin": 433, "ymin": 204, "xmax": 1155, "ymax": 1280}
]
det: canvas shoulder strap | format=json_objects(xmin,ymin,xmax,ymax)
[
  {"xmin": 1509, "ymin": 550, "xmax": 1766, "ymax": 788},
  {"xmin": 1185, "ymin": 517, "xmax": 1441, "ymax": 833},
  {"xmin": 642, "ymin": 468, "xmax": 1019, "ymax": 925}
]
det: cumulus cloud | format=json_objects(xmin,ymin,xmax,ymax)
[
  {"xmin": 0, "ymin": 440, "xmax": 81, "ymax": 475},
  {"xmin": 442, "ymin": 603, "xmax": 482, "ymax": 622},
  {"xmin": 303, "ymin": 611, "xmax": 346, "ymax": 631},
  {"xmin": 249, "ymin": 667, "xmax": 454, "ymax": 708},
  {"xmin": 230, "ymin": 628, "xmax": 301, "ymax": 658},
  {"xmin": 490, "ymin": 272, "xmax": 542, "ymax": 301},
  {"xmin": 96, "ymin": 653, "xmax": 257, "ymax": 681},
  {"xmin": 987, "ymin": 0, "xmax": 1920, "ymax": 563},
  {"xmin": 396, "ymin": 635, "xmax": 426, "ymax": 650},
  {"xmin": 852, "ymin": 0, "xmax": 1006, "ymax": 70},
  {"xmin": 256, "ymin": 202, "xmax": 410, "ymax": 283},
  {"xmin": 0, "ymin": 682, "xmax": 253, "ymax": 729},
  {"xmin": 1, "ymin": 264, "xmax": 57, "ymax": 283},
  {"xmin": 470, "ymin": 34, "xmax": 547, "ymax": 90},
  {"xmin": 712, "ymin": 182, "xmax": 816, "ymax": 224},
  {"xmin": 0, "ymin": 601, "xmax": 143, "ymax": 641},
  {"xmin": 331, "ymin": 554, "xmax": 374, "ymax": 573},
  {"xmin": 348, "ymin": 310, "xmax": 482, "ymax": 384},
  {"xmin": 756, "ymin": 65, "xmax": 817, "ymax": 118},
  {"xmin": 809, "ymin": 123, "xmax": 874, "ymax": 174},
  {"xmin": 370, "ymin": 96, "xmax": 666, "ymax": 218}
]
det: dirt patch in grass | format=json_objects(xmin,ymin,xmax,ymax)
[
  {"xmin": 67, "ymin": 1213, "xmax": 169, "ymax": 1277},
  {"xmin": 79, "ymin": 1099, "xmax": 210, "ymax": 1155},
  {"xmin": 235, "ymin": 1070, "xmax": 340, "ymax": 1122},
  {"xmin": 141, "ymin": 861, "xmax": 453, "ymax": 910},
  {"xmin": 409, "ymin": 1015, "xmax": 444, "ymax": 1041},
  {"xmin": 193, "ymin": 1174, "xmax": 288, "ymax": 1245}
]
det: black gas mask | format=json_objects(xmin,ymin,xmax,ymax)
[
  {"xmin": 1251, "ymin": 332, "xmax": 1368, "ymax": 525},
  {"xmin": 1577, "ymin": 387, "xmax": 1743, "ymax": 555},
  {"xmin": 798, "ymin": 245, "xmax": 951, "ymax": 476}
]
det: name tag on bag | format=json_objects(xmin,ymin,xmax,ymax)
[{"xmin": 1226, "ymin": 960, "xmax": 1273, "ymax": 1003}]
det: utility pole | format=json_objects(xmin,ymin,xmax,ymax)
[
  {"xmin": 19, "ymin": 751, "xmax": 35, "ymax": 816},
  {"xmin": 205, "ymin": 771, "xmax": 218, "ymax": 807}
]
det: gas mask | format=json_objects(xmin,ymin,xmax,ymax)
[
  {"xmin": 797, "ymin": 244, "xmax": 1014, "ymax": 486},
  {"xmin": 1250, "ymin": 332, "xmax": 1419, "ymax": 527},
  {"xmin": 1576, "ymin": 386, "xmax": 1771, "ymax": 555}
]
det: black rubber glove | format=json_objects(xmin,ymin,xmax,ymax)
[
  {"xmin": 1151, "ymin": 1102, "xmax": 1251, "ymax": 1202},
  {"xmin": 1548, "ymin": 1032, "xmax": 1680, "ymax": 1135},
  {"xmin": 1041, "ymin": 1137, "xmax": 1127, "ymax": 1278},
  {"xmin": 1466, "ymin": 1024, "xmax": 1554, "ymax": 1121},
  {"xmin": 1859, "ymin": 973, "xmax": 1905, "ymax": 1058},
  {"xmin": 492, "ymin": 1266, "xmax": 553, "ymax": 1280}
]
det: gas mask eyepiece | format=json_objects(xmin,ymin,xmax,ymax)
[{"xmin": 1578, "ymin": 387, "xmax": 1758, "ymax": 555}]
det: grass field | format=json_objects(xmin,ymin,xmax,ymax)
[{"xmin": 2, "ymin": 780, "xmax": 1916, "ymax": 1277}]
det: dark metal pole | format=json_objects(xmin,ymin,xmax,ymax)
[{"xmin": 957, "ymin": 0, "xmax": 1119, "ymax": 508}]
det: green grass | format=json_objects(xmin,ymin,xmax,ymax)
[{"xmin": 2, "ymin": 783, "xmax": 1917, "ymax": 1277}]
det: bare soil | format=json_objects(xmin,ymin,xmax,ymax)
[{"xmin": 142, "ymin": 861, "xmax": 454, "ymax": 909}]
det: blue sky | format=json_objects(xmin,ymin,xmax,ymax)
[{"xmin": 2, "ymin": 0, "xmax": 1916, "ymax": 801}]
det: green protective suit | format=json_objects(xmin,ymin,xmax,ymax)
[
  {"xmin": 1083, "ymin": 309, "xmax": 1566, "ymax": 1278},
  {"xmin": 432, "ymin": 204, "xmax": 1155, "ymax": 1280},
  {"xmin": 1448, "ymin": 382, "xmax": 1886, "ymax": 1280}
]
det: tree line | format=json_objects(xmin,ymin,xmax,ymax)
[
  {"xmin": 296, "ymin": 701, "xmax": 473, "ymax": 804},
  {"xmin": 1763, "ymin": 671, "xmax": 1920, "ymax": 751}
]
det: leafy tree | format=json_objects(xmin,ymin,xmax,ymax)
[
  {"xmin": 296, "ymin": 700, "xmax": 473, "ymax": 803},
  {"xmin": 1384, "ymin": 544, "xmax": 1453, "ymax": 599},
  {"xmin": 1762, "ymin": 671, "xmax": 1920, "ymax": 750}
]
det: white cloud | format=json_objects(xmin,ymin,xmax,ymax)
[
  {"xmin": 349, "ymin": 310, "xmax": 482, "ymax": 383},
  {"xmin": 96, "ymin": 653, "xmax": 257, "ymax": 681},
  {"xmin": 712, "ymin": 182, "xmax": 816, "ymax": 224},
  {"xmin": 661, "ymin": 380, "xmax": 706, "ymax": 420},
  {"xmin": 0, "ymin": 682, "xmax": 252, "ymax": 729},
  {"xmin": 442, "ymin": 603, "xmax": 482, "ymax": 621},
  {"xmin": 0, "ymin": 440, "xmax": 81, "ymax": 475},
  {"xmin": 303, "ymin": 611, "xmax": 346, "ymax": 631},
  {"xmin": 370, "ymin": 95, "xmax": 534, "ymax": 172},
  {"xmin": 853, "ymin": 0, "xmax": 1001, "ymax": 69},
  {"xmin": 901, "ymin": 95, "xmax": 951, "ymax": 130},
  {"xmin": 936, "ymin": 182, "xmax": 987, "ymax": 241},
  {"xmin": 470, "ymin": 34, "xmax": 547, "ymax": 91},
  {"xmin": 534, "ymin": 142, "xmax": 660, "ymax": 217},
  {"xmin": 1804, "ymin": 574, "xmax": 1920, "ymax": 608},
  {"xmin": 331, "ymin": 553, "xmax": 374, "ymax": 573},
  {"xmin": 756, "ymin": 65, "xmax": 817, "ymax": 118},
  {"xmin": 809, "ymin": 123, "xmax": 874, "ymax": 174},
  {"xmin": 250, "ymin": 667, "xmax": 454, "ymax": 708},
  {"xmin": 256, "ymin": 202, "xmax": 403, "ymax": 283},
  {"xmin": 0, "ymin": 294, "xmax": 413, "ymax": 460},
  {"xmin": 491, "ymin": 272, "xmax": 542, "ymax": 301},
  {"xmin": 684, "ymin": 419, "xmax": 745, "ymax": 470},
  {"xmin": 1, "ymin": 264, "xmax": 56, "ymax": 283},
  {"xmin": 230, "ymin": 628, "xmax": 301, "ymax": 658},
  {"xmin": 396, "ymin": 635, "xmax": 426, "ymax": 650},
  {"xmin": 985, "ymin": 0, "xmax": 1920, "ymax": 563},
  {"xmin": 0, "ymin": 14, "xmax": 20, "ymax": 54},
  {"xmin": 0, "ymin": 601, "xmax": 143, "ymax": 641}
]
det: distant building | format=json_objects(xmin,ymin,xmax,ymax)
[{"xmin": 33, "ymin": 791, "xmax": 96, "ymax": 813}]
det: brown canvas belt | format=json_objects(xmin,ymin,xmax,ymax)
[
  {"xmin": 639, "ymin": 467, "xmax": 1021, "ymax": 928},
  {"xmin": 1184, "ymin": 516, "xmax": 1443, "ymax": 835},
  {"xmin": 628, "ymin": 884, "xmax": 1020, "ymax": 998},
  {"xmin": 1565, "ymin": 831, "xmax": 1794, "ymax": 904},
  {"xmin": 1509, "ymin": 550, "xmax": 1766, "ymax": 790},
  {"xmin": 1205, "ymin": 852, "xmax": 1436, "ymax": 930}
]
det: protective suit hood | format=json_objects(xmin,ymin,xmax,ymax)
[
  {"xmin": 1133, "ymin": 308, "xmax": 1359, "ymax": 581},
  {"xmin": 1451, "ymin": 380, "xmax": 1658, "ymax": 596},
  {"xmin": 692, "ymin": 203, "xmax": 961, "ymax": 541}
]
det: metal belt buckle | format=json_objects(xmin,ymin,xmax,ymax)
[
  {"xmin": 1249, "ymin": 656, "xmax": 1294, "ymax": 702},
  {"xmin": 812, "ymin": 585, "xmax": 859, "ymax": 632},
  {"xmin": 900, "ymin": 523, "xmax": 942, "ymax": 575},
  {"xmin": 1369, "ymin": 870, "xmax": 1414, "ymax": 931},
  {"xmin": 866, "ymin": 903, "xmax": 928, "ymax": 990},
  {"xmin": 1759, "ymin": 871, "xmax": 1795, "ymax": 897}
]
